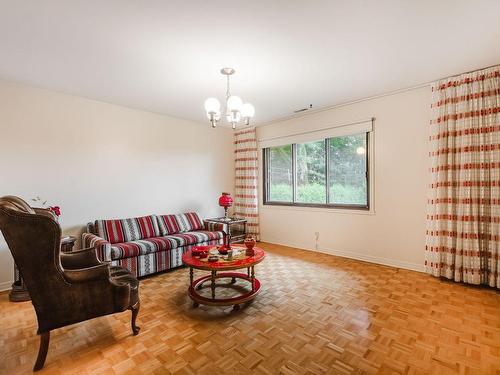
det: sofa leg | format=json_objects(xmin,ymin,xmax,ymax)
[
  {"xmin": 131, "ymin": 302, "xmax": 140, "ymax": 335},
  {"xmin": 33, "ymin": 331, "xmax": 50, "ymax": 371}
]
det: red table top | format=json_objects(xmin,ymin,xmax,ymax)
[{"xmin": 182, "ymin": 245, "xmax": 265, "ymax": 271}]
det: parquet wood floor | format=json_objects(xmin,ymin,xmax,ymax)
[{"xmin": 0, "ymin": 242, "xmax": 499, "ymax": 374}]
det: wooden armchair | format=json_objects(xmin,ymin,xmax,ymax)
[{"xmin": 0, "ymin": 196, "xmax": 140, "ymax": 371}]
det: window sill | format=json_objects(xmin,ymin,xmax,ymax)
[{"xmin": 260, "ymin": 203, "xmax": 375, "ymax": 215}]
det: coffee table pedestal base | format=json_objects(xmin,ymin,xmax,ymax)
[{"xmin": 188, "ymin": 271, "xmax": 261, "ymax": 309}]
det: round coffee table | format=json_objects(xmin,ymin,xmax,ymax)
[{"xmin": 182, "ymin": 245, "xmax": 265, "ymax": 310}]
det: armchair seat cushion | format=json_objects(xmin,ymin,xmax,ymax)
[{"xmin": 110, "ymin": 230, "xmax": 224, "ymax": 260}]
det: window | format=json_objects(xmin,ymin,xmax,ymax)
[{"xmin": 263, "ymin": 132, "xmax": 369, "ymax": 209}]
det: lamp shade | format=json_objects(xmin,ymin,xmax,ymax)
[
  {"xmin": 218, "ymin": 192, "xmax": 233, "ymax": 208},
  {"xmin": 241, "ymin": 103, "xmax": 255, "ymax": 118},
  {"xmin": 204, "ymin": 97, "xmax": 220, "ymax": 114},
  {"xmin": 226, "ymin": 95, "xmax": 243, "ymax": 112}
]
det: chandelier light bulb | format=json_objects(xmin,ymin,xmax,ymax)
[
  {"xmin": 226, "ymin": 95, "xmax": 243, "ymax": 113},
  {"xmin": 241, "ymin": 103, "xmax": 255, "ymax": 119},
  {"xmin": 204, "ymin": 97, "xmax": 220, "ymax": 114}
]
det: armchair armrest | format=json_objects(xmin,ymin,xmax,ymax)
[
  {"xmin": 60, "ymin": 247, "xmax": 102, "ymax": 269},
  {"xmin": 63, "ymin": 263, "xmax": 110, "ymax": 283},
  {"xmin": 82, "ymin": 232, "xmax": 111, "ymax": 262}
]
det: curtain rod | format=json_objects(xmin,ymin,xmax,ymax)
[
  {"xmin": 257, "ymin": 118, "xmax": 373, "ymax": 143},
  {"xmin": 433, "ymin": 62, "xmax": 499, "ymax": 82},
  {"xmin": 256, "ymin": 63, "xmax": 500, "ymax": 128}
]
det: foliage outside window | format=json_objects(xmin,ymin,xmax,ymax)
[
  {"xmin": 268, "ymin": 144, "xmax": 293, "ymax": 202},
  {"xmin": 264, "ymin": 133, "xmax": 369, "ymax": 209}
]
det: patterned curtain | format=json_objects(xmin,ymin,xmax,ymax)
[
  {"xmin": 234, "ymin": 127, "xmax": 260, "ymax": 240},
  {"xmin": 425, "ymin": 65, "xmax": 500, "ymax": 288}
]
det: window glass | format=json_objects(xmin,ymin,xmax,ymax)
[
  {"xmin": 296, "ymin": 140, "xmax": 326, "ymax": 203},
  {"xmin": 328, "ymin": 133, "xmax": 367, "ymax": 205},
  {"xmin": 268, "ymin": 145, "xmax": 293, "ymax": 202}
]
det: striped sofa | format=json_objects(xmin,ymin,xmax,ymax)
[{"xmin": 83, "ymin": 213, "xmax": 226, "ymax": 277}]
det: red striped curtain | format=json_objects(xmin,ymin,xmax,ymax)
[
  {"xmin": 234, "ymin": 127, "xmax": 260, "ymax": 240},
  {"xmin": 425, "ymin": 65, "xmax": 500, "ymax": 288}
]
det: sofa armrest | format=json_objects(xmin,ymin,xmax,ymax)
[
  {"xmin": 82, "ymin": 232, "xmax": 111, "ymax": 262},
  {"xmin": 204, "ymin": 220, "xmax": 228, "ymax": 233}
]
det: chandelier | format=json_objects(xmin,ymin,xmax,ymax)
[{"xmin": 204, "ymin": 68, "xmax": 255, "ymax": 129}]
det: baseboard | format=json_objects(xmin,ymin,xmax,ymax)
[
  {"xmin": 261, "ymin": 237, "xmax": 424, "ymax": 273},
  {"xmin": 0, "ymin": 280, "xmax": 12, "ymax": 293}
]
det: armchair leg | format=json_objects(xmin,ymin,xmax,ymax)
[
  {"xmin": 130, "ymin": 302, "xmax": 140, "ymax": 335},
  {"xmin": 33, "ymin": 331, "xmax": 50, "ymax": 372}
]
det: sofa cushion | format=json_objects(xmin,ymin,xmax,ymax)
[
  {"xmin": 164, "ymin": 230, "xmax": 223, "ymax": 249},
  {"xmin": 157, "ymin": 212, "xmax": 203, "ymax": 235},
  {"xmin": 96, "ymin": 215, "xmax": 160, "ymax": 244},
  {"xmin": 110, "ymin": 230, "xmax": 224, "ymax": 260},
  {"xmin": 110, "ymin": 237, "xmax": 173, "ymax": 260}
]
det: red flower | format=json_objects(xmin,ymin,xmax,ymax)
[{"xmin": 49, "ymin": 206, "xmax": 61, "ymax": 217}]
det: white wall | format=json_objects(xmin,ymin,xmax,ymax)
[
  {"xmin": 0, "ymin": 80, "xmax": 234, "ymax": 290},
  {"xmin": 257, "ymin": 86, "xmax": 431, "ymax": 271}
]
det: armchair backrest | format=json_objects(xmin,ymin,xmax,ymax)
[{"xmin": 0, "ymin": 196, "xmax": 65, "ymax": 318}]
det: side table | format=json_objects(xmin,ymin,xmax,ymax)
[
  {"xmin": 60, "ymin": 235, "xmax": 77, "ymax": 253},
  {"xmin": 205, "ymin": 217, "xmax": 247, "ymax": 243},
  {"xmin": 9, "ymin": 235, "xmax": 76, "ymax": 302}
]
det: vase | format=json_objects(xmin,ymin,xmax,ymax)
[{"xmin": 244, "ymin": 237, "xmax": 256, "ymax": 256}]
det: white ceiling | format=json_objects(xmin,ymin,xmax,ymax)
[{"xmin": 0, "ymin": 0, "xmax": 499, "ymax": 125}]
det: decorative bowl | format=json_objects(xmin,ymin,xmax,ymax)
[
  {"xmin": 192, "ymin": 247, "xmax": 208, "ymax": 258},
  {"xmin": 217, "ymin": 245, "xmax": 229, "ymax": 255}
]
